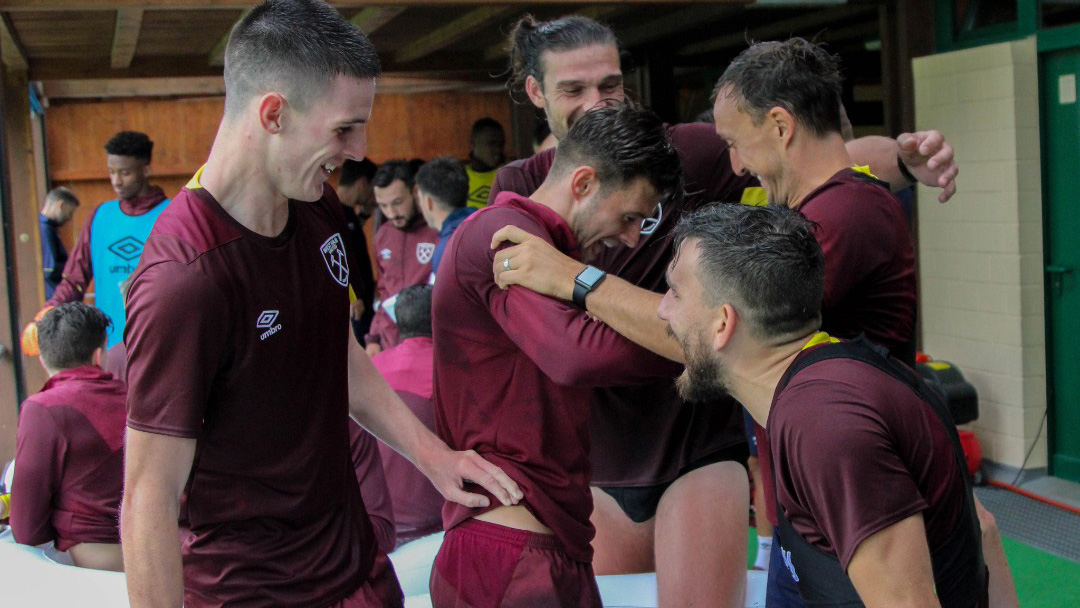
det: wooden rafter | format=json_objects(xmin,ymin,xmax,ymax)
[
  {"xmin": 110, "ymin": 8, "xmax": 143, "ymax": 69},
  {"xmin": 395, "ymin": 5, "xmax": 514, "ymax": 65},
  {"xmin": 0, "ymin": 12, "xmax": 28, "ymax": 70},
  {"xmin": 618, "ymin": 5, "xmax": 743, "ymax": 48},
  {"xmin": 481, "ymin": 5, "xmax": 628, "ymax": 64},
  {"xmin": 208, "ymin": 8, "xmax": 251, "ymax": 67},
  {"xmin": 678, "ymin": 4, "xmax": 875, "ymax": 56},
  {"xmin": 350, "ymin": 6, "xmax": 406, "ymax": 35}
]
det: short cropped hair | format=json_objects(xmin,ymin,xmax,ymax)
[
  {"xmin": 37, "ymin": 302, "xmax": 111, "ymax": 370},
  {"xmin": 45, "ymin": 187, "xmax": 79, "ymax": 207},
  {"xmin": 339, "ymin": 158, "xmax": 377, "ymax": 187},
  {"xmin": 549, "ymin": 105, "xmax": 682, "ymax": 205},
  {"xmin": 508, "ymin": 15, "xmax": 618, "ymax": 92},
  {"xmin": 396, "ymin": 284, "xmax": 433, "ymax": 339},
  {"xmin": 416, "ymin": 156, "xmax": 468, "ymax": 211},
  {"xmin": 373, "ymin": 159, "xmax": 416, "ymax": 189},
  {"xmin": 223, "ymin": 0, "xmax": 380, "ymax": 117},
  {"xmin": 673, "ymin": 204, "xmax": 824, "ymax": 344},
  {"xmin": 104, "ymin": 131, "xmax": 153, "ymax": 162},
  {"xmin": 714, "ymin": 38, "xmax": 843, "ymax": 138},
  {"xmin": 471, "ymin": 117, "xmax": 504, "ymax": 140}
]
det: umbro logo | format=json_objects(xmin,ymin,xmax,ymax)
[
  {"xmin": 257, "ymin": 310, "xmax": 282, "ymax": 341},
  {"xmin": 469, "ymin": 185, "xmax": 490, "ymax": 203},
  {"xmin": 108, "ymin": 236, "xmax": 144, "ymax": 261}
]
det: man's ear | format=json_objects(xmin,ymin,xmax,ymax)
[
  {"xmin": 768, "ymin": 106, "xmax": 796, "ymax": 148},
  {"xmin": 91, "ymin": 345, "xmax": 105, "ymax": 368},
  {"xmin": 525, "ymin": 75, "xmax": 546, "ymax": 109},
  {"xmin": 258, "ymin": 92, "xmax": 288, "ymax": 134},
  {"xmin": 569, "ymin": 165, "xmax": 599, "ymax": 204},
  {"xmin": 712, "ymin": 303, "xmax": 738, "ymax": 353}
]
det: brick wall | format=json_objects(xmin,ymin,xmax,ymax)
[{"xmin": 913, "ymin": 37, "xmax": 1047, "ymax": 469}]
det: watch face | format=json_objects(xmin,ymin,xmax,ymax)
[{"xmin": 577, "ymin": 265, "xmax": 605, "ymax": 286}]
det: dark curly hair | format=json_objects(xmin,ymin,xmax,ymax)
[
  {"xmin": 104, "ymin": 130, "xmax": 153, "ymax": 162},
  {"xmin": 550, "ymin": 104, "xmax": 683, "ymax": 205}
]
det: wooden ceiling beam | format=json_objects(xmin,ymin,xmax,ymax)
[
  {"xmin": 0, "ymin": 1, "xmax": 749, "ymax": 10},
  {"xmin": 208, "ymin": 7, "xmax": 249, "ymax": 67},
  {"xmin": 110, "ymin": 8, "xmax": 143, "ymax": 69},
  {"xmin": 350, "ymin": 6, "xmax": 406, "ymax": 35},
  {"xmin": 481, "ymin": 5, "xmax": 629, "ymax": 64},
  {"xmin": 677, "ymin": 4, "xmax": 875, "ymax": 56},
  {"xmin": 395, "ymin": 5, "xmax": 514, "ymax": 65},
  {"xmin": 618, "ymin": 5, "xmax": 743, "ymax": 48},
  {"xmin": 0, "ymin": 12, "xmax": 28, "ymax": 70},
  {"xmin": 40, "ymin": 74, "xmax": 502, "ymax": 100}
]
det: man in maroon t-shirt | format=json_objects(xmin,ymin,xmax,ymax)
[
  {"xmin": 659, "ymin": 203, "xmax": 987, "ymax": 608},
  {"xmin": 366, "ymin": 284, "xmax": 444, "ymax": 546},
  {"xmin": 432, "ymin": 105, "xmax": 684, "ymax": 608},
  {"xmin": 10, "ymin": 302, "xmax": 126, "ymax": 572},
  {"xmin": 366, "ymin": 160, "xmax": 438, "ymax": 357},
  {"xmin": 120, "ymin": 3, "xmax": 520, "ymax": 607},
  {"xmin": 489, "ymin": 16, "xmax": 962, "ymax": 607}
]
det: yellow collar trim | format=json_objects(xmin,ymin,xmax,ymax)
[
  {"xmin": 851, "ymin": 164, "xmax": 876, "ymax": 179},
  {"xmin": 186, "ymin": 165, "xmax": 206, "ymax": 189},
  {"xmin": 802, "ymin": 331, "xmax": 840, "ymax": 350}
]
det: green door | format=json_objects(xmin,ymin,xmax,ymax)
[{"xmin": 1043, "ymin": 49, "xmax": 1080, "ymax": 482}]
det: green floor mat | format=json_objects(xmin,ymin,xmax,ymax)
[{"xmin": 1002, "ymin": 535, "xmax": 1080, "ymax": 608}]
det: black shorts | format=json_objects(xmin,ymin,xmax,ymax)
[{"xmin": 596, "ymin": 442, "xmax": 750, "ymax": 523}]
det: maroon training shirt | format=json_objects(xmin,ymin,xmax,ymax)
[
  {"xmin": 370, "ymin": 336, "xmax": 444, "ymax": 544},
  {"xmin": 125, "ymin": 184, "xmax": 379, "ymax": 607},
  {"xmin": 758, "ymin": 168, "xmax": 918, "ymax": 526},
  {"xmin": 12, "ymin": 365, "xmax": 126, "ymax": 551},
  {"xmin": 366, "ymin": 216, "xmax": 438, "ymax": 350},
  {"xmin": 490, "ymin": 122, "xmax": 757, "ymax": 487},
  {"xmin": 769, "ymin": 349, "xmax": 967, "ymax": 570},
  {"xmin": 433, "ymin": 192, "xmax": 683, "ymax": 562},
  {"xmin": 796, "ymin": 169, "xmax": 917, "ymax": 353},
  {"xmin": 47, "ymin": 186, "xmax": 169, "ymax": 306}
]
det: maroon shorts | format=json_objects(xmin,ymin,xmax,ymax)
[
  {"xmin": 430, "ymin": 519, "xmax": 601, "ymax": 608},
  {"xmin": 327, "ymin": 553, "xmax": 404, "ymax": 608}
]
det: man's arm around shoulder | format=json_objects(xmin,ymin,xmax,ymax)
[{"xmin": 122, "ymin": 429, "xmax": 195, "ymax": 608}]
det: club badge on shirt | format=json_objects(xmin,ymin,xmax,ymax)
[
  {"xmin": 416, "ymin": 242, "xmax": 435, "ymax": 265},
  {"xmin": 320, "ymin": 233, "xmax": 350, "ymax": 287}
]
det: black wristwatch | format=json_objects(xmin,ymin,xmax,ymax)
[{"xmin": 573, "ymin": 265, "xmax": 607, "ymax": 309}]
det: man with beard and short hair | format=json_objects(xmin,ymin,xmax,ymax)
[
  {"xmin": 367, "ymin": 159, "xmax": 438, "ymax": 356},
  {"xmin": 432, "ymin": 104, "xmax": 684, "ymax": 608},
  {"xmin": 488, "ymin": 15, "xmax": 961, "ymax": 607},
  {"xmin": 658, "ymin": 203, "xmax": 988, "ymax": 608}
]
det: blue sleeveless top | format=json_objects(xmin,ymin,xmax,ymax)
[{"xmin": 89, "ymin": 198, "xmax": 170, "ymax": 347}]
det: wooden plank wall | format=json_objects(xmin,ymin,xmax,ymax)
[{"xmin": 43, "ymin": 90, "xmax": 515, "ymax": 252}]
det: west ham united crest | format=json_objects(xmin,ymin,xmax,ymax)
[
  {"xmin": 416, "ymin": 242, "xmax": 436, "ymax": 265},
  {"xmin": 320, "ymin": 233, "xmax": 350, "ymax": 287}
]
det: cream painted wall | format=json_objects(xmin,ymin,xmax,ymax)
[{"xmin": 914, "ymin": 37, "xmax": 1047, "ymax": 470}]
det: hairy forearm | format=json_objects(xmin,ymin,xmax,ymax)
[{"xmin": 585, "ymin": 275, "xmax": 685, "ymax": 364}]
